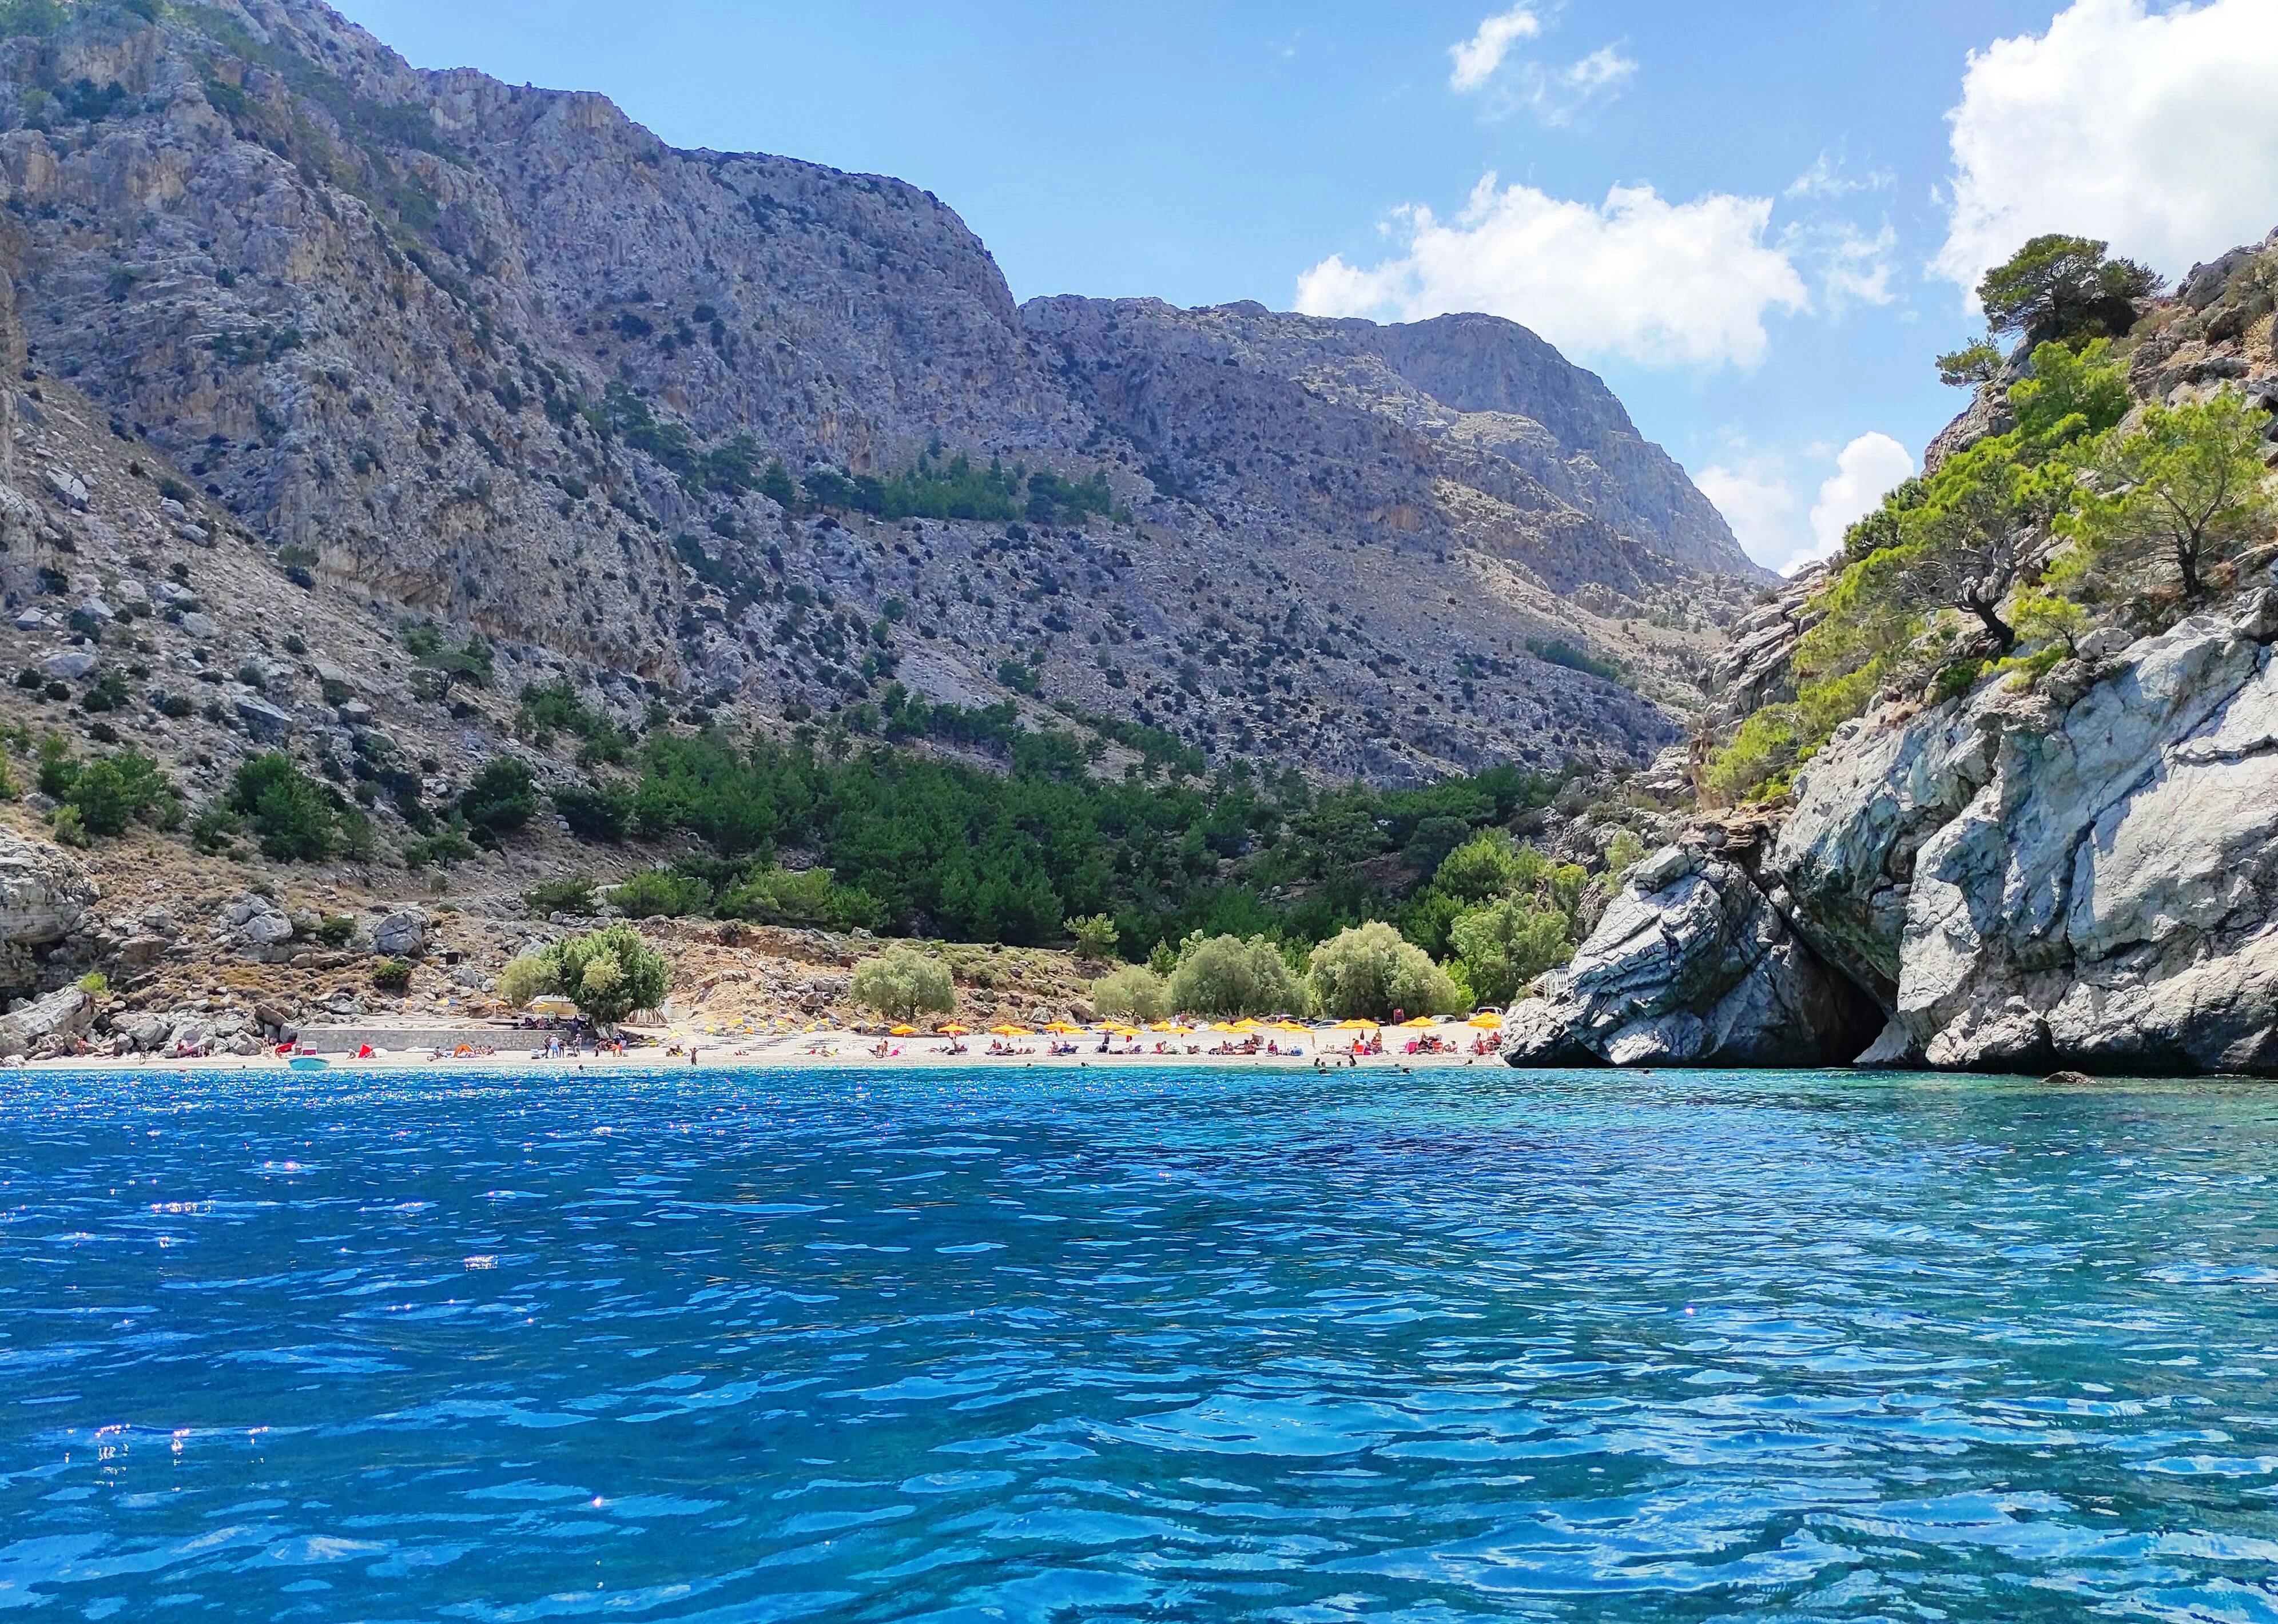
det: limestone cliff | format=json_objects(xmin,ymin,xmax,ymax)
[
  {"xmin": 1510, "ymin": 230, "xmax": 2278, "ymax": 1076},
  {"xmin": 0, "ymin": 0, "xmax": 1762, "ymax": 784}
]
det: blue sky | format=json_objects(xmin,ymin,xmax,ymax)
[{"xmin": 333, "ymin": 0, "xmax": 2278, "ymax": 573}]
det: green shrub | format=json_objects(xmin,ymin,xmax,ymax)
[
  {"xmin": 372, "ymin": 957, "xmax": 414, "ymax": 992},
  {"xmin": 525, "ymin": 875, "xmax": 598, "ymax": 916},
  {"xmin": 1307, "ymin": 921, "xmax": 1462, "ymax": 1019},
  {"xmin": 76, "ymin": 970, "xmax": 109, "ymax": 998},
  {"xmin": 553, "ymin": 781, "xmax": 633, "ymax": 841},
  {"xmin": 849, "ymin": 945, "xmax": 956, "ymax": 1024},
  {"xmin": 538, "ymin": 924, "xmax": 669, "ymax": 1025},
  {"xmin": 1091, "ymin": 964, "xmax": 1167, "ymax": 1022},
  {"xmin": 404, "ymin": 827, "xmax": 479, "ymax": 869},
  {"xmin": 229, "ymin": 752, "xmax": 369, "ymax": 861},
  {"xmin": 459, "ymin": 757, "xmax": 537, "ymax": 844},
  {"xmin": 496, "ymin": 953, "xmax": 553, "ymax": 1008},
  {"xmin": 50, "ymin": 805, "xmax": 88, "ymax": 847},
  {"xmin": 1166, "ymin": 932, "xmax": 1309, "ymax": 1018},
  {"xmin": 189, "ymin": 802, "xmax": 241, "ymax": 854},
  {"xmin": 315, "ymin": 914, "xmax": 356, "ymax": 946},
  {"xmin": 65, "ymin": 748, "xmax": 178, "ymax": 838},
  {"xmin": 1604, "ymin": 829, "xmax": 1648, "ymax": 876},
  {"xmin": 1068, "ymin": 913, "xmax": 1119, "ymax": 962},
  {"xmin": 36, "ymin": 732, "xmax": 74, "ymax": 798},
  {"xmin": 714, "ymin": 865, "xmax": 884, "ymax": 932},
  {"xmin": 1704, "ymin": 706, "xmax": 1803, "ymax": 805},
  {"xmin": 1448, "ymin": 897, "xmax": 1572, "ymax": 1006},
  {"xmin": 609, "ymin": 867, "xmax": 711, "ymax": 918}
]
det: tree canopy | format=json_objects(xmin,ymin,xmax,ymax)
[{"xmin": 1977, "ymin": 234, "xmax": 2160, "ymax": 344}]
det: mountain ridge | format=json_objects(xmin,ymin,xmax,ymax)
[{"xmin": 0, "ymin": 0, "xmax": 1763, "ymax": 783}]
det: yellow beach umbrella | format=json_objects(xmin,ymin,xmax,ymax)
[
  {"xmin": 991, "ymin": 1024, "xmax": 1033, "ymax": 1037},
  {"xmin": 1330, "ymin": 1018, "xmax": 1378, "ymax": 1031},
  {"xmin": 1399, "ymin": 1016, "xmax": 1437, "ymax": 1029},
  {"xmin": 1271, "ymin": 1021, "xmax": 1309, "ymax": 1034},
  {"xmin": 1102, "ymin": 1022, "xmax": 1138, "ymax": 1036},
  {"xmin": 1043, "ymin": 1021, "xmax": 1084, "ymax": 1034},
  {"xmin": 937, "ymin": 1023, "xmax": 971, "ymax": 1035},
  {"xmin": 889, "ymin": 1025, "xmax": 918, "ymax": 1037},
  {"xmin": 1468, "ymin": 1012, "xmax": 1504, "ymax": 1029}
]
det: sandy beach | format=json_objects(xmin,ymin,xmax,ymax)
[{"xmin": 3, "ymin": 1024, "xmax": 1505, "ymax": 1077}]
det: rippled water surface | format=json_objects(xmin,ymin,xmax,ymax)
[{"xmin": 5, "ymin": 1066, "xmax": 2278, "ymax": 1621}]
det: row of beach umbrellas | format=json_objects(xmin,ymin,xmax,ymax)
[{"xmin": 874, "ymin": 1013, "xmax": 1507, "ymax": 1038}]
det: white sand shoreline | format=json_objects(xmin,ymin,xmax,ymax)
[{"xmin": 2, "ymin": 1035, "xmax": 1500, "ymax": 1077}]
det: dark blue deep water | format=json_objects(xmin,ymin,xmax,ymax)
[{"xmin": 3, "ymin": 1065, "xmax": 2277, "ymax": 1622}]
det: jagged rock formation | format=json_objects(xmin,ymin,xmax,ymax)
[
  {"xmin": 1504, "ymin": 838, "xmax": 1878, "ymax": 1068},
  {"xmin": 0, "ymin": 827, "xmax": 96, "ymax": 994},
  {"xmin": 0, "ymin": 0, "xmax": 1764, "ymax": 784},
  {"xmin": 1510, "ymin": 229, "xmax": 2278, "ymax": 1076},
  {"xmin": 1776, "ymin": 592, "xmax": 2278, "ymax": 1073}
]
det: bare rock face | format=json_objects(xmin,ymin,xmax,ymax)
[
  {"xmin": 1770, "ymin": 592, "xmax": 2278, "ymax": 1074},
  {"xmin": 1504, "ymin": 844, "xmax": 1878, "ymax": 1069},
  {"xmin": 0, "ymin": 829, "xmax": 97, "ymax": 994},
  {"xmin": 0, "ymin": 0, "xmax": 1763, "ymax": 783},
  {"xmin": 0, "ymin": 984, "xmax": 93, "ymax": 1057}
]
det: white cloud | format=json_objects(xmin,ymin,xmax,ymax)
[
  {"xmin": 1786, "ymin": 218, "xmax": 1899, "ymax": 312},
  {"xmin": 1786, "ymin": 152, "xmax": 1894, "ymax": 201},
  {"xmin": 1449, "ymin": 5, "xmax": 1541, "ymax": 92},
  {"xmin": 1697, "ymin": 433, "xmax": 1916, "ymax": 574},
  {"xmin": 1695, "ymin": 460, "xmax": 1802, "ymax": 571},
  {"xmin": 1935, "ymin": 0, "xmax": 2278, "ymax": 300},
  {"xmin": 1294, "ymin": 175, "xmax": 1808, "ymax": 369},
  {"xmin": 1807, "ymin": 433, "xmax": 1916, "ymax": 563},
  {"xmin": 1446, "ymin": 7, "xmax": 1635, "ymax": 124}
]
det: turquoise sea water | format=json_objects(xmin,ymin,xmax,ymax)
[{"xmin": 2, "ymin": 1065, "xmax": 2277, "ymax": 1622}]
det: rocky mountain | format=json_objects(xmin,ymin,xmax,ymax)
[
  {"xmin": 1510, "ymin": 233, "xmax": 2278, "ymax": 1075},
  {"xmin": 0, "ymin": 0, "xmax": 1762, "ymax": 785}
]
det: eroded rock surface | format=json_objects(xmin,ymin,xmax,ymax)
[
  {"xmin": 1766, "ymin": 591, "xmax": 2278, "ymax": 1074},
  {"xmin": 1504, "ymin": 844, "xmax": 1878, "ymax": 1068}
]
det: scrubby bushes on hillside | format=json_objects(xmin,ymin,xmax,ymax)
[{"xmin": 227, "ymin": 752, "xmax": 371, "ymax": 861}]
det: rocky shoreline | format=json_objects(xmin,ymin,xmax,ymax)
[{"xmin": 1509, "ymin": 587, "xmax": 2278, "ymax": 1076}]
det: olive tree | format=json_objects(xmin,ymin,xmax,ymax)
[
  {"xmin": 1307, "ymin": 922, "xmax": 1462, "ymax": 1020},
  {"xmin": 1091, "ymin": 964, "xmax": 1168, "ymax": 1022},
  {"xmin": 849, "ymin": 945, "xmax": 956, "ymax": 1024},
  {"xmin": 1166, "ymin": 933, "xmax": 1307, "ymax": 1018}
]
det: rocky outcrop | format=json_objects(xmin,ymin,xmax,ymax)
[
  {"xmin": 0, "ymin": 984, "xmax": 92, "ymax": 1058},
  {"xmin": 0, "ymin": 829, "xmax": 97, "ymax": 994},
  {"xmin": 1508, "ymin": 590, "xmax": 2278, "ymax": 1074},
  {"xmin": 1504, "ymin": 843, "xmax": 1879, "ymax": 1068},
  {"xmin": 1828, "ymin": 593, "xmax": 2278, "ymax": 1073}
]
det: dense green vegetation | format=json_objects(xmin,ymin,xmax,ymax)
[
  {"xmin": 34, "ymin": 736, "xmax": 180, "ymax": 845},
  {"xmin": 227, "ymin": 752, "xmax": 373, "ymax": 862},
  {"xmin": 496, "ymin": 925, "xmax": 668, "ymax": 1026},
  {"xmin": 1711, "ymin": 234, "xmax": 2276, "ymax": 803},
  {"xmin": 554, "ymin": 727, "xmax": 1573, "ymax": 964}
]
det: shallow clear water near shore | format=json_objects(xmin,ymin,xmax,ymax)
[{"xmin": 3, "ymin": 1064, "xmax": 2276, "ymax": 1621}]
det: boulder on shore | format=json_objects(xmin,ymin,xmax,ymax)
[
  {"xmin": 1504, "ymin": 845, "xmax": 1880, "ymax": 1069},
  {"xmin": 0, "ymin": 985, "xmax": 93, "ymax": 1057}
]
